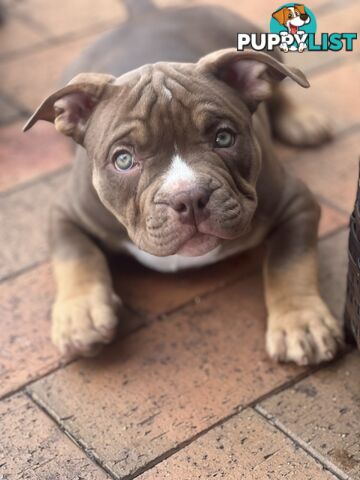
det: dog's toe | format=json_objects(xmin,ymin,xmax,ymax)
[
  {"xmin": 266, "ymin": 300, "xmax": 344, "ymax": 366},
  {"xmin": 51, "ymin": 285, "xmax": 120, "ymax": 357}
]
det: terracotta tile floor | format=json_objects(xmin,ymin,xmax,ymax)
[{"xmin": 0, "ymin": 1, "xmax": 359, "ymax": 479}]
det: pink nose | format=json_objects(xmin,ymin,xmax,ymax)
[{"xmin": 169, "ymin": 187, "xmax": 211, "ymax": 224}]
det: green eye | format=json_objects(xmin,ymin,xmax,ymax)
[
  {"xmin": 113, "ymin": 149, "xmax": 134, "ymax": 171},
  {"xmin": 214, "ymin": 129, "xmax": 235, "ymax": 148}
]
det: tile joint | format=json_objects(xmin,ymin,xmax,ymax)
[{"xmin": 254, "ymin": 403, "xmax": 351, "ymax": 480}]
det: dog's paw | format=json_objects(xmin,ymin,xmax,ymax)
[
  {"xmin": 51, "ymin": 284, "xmax": 120, "ymax": 357},
  {"xmin": 274, "ymin": 106, "xmax": 333, "ymax": 147},
  {"xmin": 266, "ymin": 299, "xmax": 344, "ymax": 366}
]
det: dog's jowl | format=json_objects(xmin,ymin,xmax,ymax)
[{"xmin": 24, "ymin": 0, "xmax": 343, "ymax": 365}]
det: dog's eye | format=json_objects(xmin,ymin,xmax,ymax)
[
  {"xmin": 288, "ymin": 13, "xmax": 292, "ymax": 18},
  {"xmin": 214, "ymin": 129, "xmax": 235, "ymax": 148},
  {"xmin": 113, "ymin": 149, "xmax": 134, "ymax": 171}
]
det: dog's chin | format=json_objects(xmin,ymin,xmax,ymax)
[{"xmin": 176, "ymin": 233, "xmax": 221, "ymax": 257}]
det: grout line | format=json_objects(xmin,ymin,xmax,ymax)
[
  {"xmin": 25, "ymin": 389, "xmax": 120, "ymax": 480},
  {"xmin": 0, "ymin": 362, "xmax": 68, "ymax": 402},
  {"xmin": 9, "ymin": 9, "xmax": 53, "ymax": 36},
  {"xmin": 319, "ymin": 223, "xmax": 348, "ymax": 242},
  {"xmin": 254, "ymin": 404, "xmax": 350, "ymax": 480},
  {"xmin": 3, "ymin": 277, "xmax": 353, "ymax": 478},
  {"xmin": 0, "ymin": 309, "xmax": 150, "ymax": 403},
  {"xmin": 0, "ymin": 258, "xmax": 48, "ymax": 286},
  {"xmin": 328, "ymin": 123, "xmax": 360, "ymax": 144},
  {"xmin": 26, "ymin": 360, "xmax": 340, "ymax": 480},
  {"xmin": 319, "ymin": 194, "xmax": 351, "ymax": 218}
]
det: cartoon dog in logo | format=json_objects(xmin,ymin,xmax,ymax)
[{"xmin": 272, "ymin": 4, "xmax": 310, "ymax": 52}]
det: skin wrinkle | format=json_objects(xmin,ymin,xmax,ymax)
[{"xmin": 67, "ymin": 62, "xmax": 262, "ymax": 255}]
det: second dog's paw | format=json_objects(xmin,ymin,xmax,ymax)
[
  {"xmin": 51, "ymin": 284, "xmax": 120, "ymax": 357},
  {"xmin": 266, "ymin": 299, "xmax": 344, "ymax": 366},
  {"xmin": 274, "ymin": 106, "xmax": 333, "ymax": 147}
]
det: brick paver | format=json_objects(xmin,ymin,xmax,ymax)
[
  {"xmin": 0, "ymin": 122, "xmax": 72, "ymax": 193},
  {"xmin": 286, "ymin": 131, "xmax": 360, "ymax": 215},
  {"xmin": 8, "ymin": 0, "xmax": 126, "ymax": 40},
  {"xmin": 259, "ymin": 351, "xmax": 360, "ymax": 480},
  {"xmin": 0, "ymin": 260, "xmax": 145, "ymax": 399},
  {"xmin": 189, "ymin": 0, "xmax": 335, "ymax": 21},
  {"xmin": 281, "ymin": 59, "xmax": 360, "ymax": 135},
  {"xmin": 138, "ymin": 409, "xmax": 337, "ymax": 480},
  {"xmin": 0, "ymin": 15, "xmax": 44, "ymax": 59},
  {"xmin": 112, "ymin": 247, "xmax": 263, "ymax": 316},
  {"xmin": 0, "ymin": 171, "xmax": 66, "ymax": 281},
  {"xmin": 0, "ymin": 95, "xmax": 22, "ymax": 125},
  {"xmin": 29, "ymin": 273, "xmax": 304, "ymax": 479},
  {"xmin": 0, "ymin": 393, "xmax": 111, "ymax": 479},
  {"xmin": 0, "ymin": 32, "xmax": 101, "ymax": 111},
  {"xmin": 0, "ymin": 263, "xmax": 60, "ymax": 398}
]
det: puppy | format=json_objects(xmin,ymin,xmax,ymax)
[
  {"xmin": 272, "ymin": 4, "xmax": 310, "ymax": 52},
  {"xmin": 24, "ymin": 0, "xmax": 341, "ymax": 365}
]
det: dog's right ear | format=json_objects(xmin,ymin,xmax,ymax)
[
  {"xmin": 23, "ymin": 73, "xmax": 116, "ymax": 144},
  {"xmin": 272, "ymin": 7, "xmax": 286, "ymax": 25}
]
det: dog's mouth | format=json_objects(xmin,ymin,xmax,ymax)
[
  {"xmin": 176, "ymin": 232, "xmax": 221, "ymax": 257},
  {"xmin": 290, "ymin": 24, "xmax": 298, "ymax": 34}
]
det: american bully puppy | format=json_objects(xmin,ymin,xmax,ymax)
[
  {"xmin": 272, "ymin": 4, "xmax": 311, "ymax": 52},
  {"xmin": 24, "ymin": 0, "xmax": 342, "ymax": 365}
]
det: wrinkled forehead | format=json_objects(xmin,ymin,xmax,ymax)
[{"xmin": 86, "ymin": 63, "xmax": 250, "ymax": 156}]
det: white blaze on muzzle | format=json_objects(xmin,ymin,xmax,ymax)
[{"xmin": 162, "ymin": 154, "xmax": 197, "ymax": 193}]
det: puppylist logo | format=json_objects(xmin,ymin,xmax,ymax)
[{"xmin": 237, "ymin": 3, "xmax": 357, "ymax": 53}]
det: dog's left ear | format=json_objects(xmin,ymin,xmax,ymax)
[
  {"xmin": 197, "ymin": 49, "xmax": 309, "ymax": 112},
  {"xmin": 23, "ymin": 73, "xmax": 116, "ymax": 144},
  {"xmin": 295, "ymin": 4, "xmax": 306, "ymax": 14},
  {"xmin": 272, "ymin": 7, "xmax": 286, "ymax": 25}
]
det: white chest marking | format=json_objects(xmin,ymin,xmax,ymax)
[
  {"xmin": 122, "ymin": 242, "xmax": 225, "ymax": 272},
  {"xmin": 120, "ymin": 222, "xmax": 269, "ymax": 273}
]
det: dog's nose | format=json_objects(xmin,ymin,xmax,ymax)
[
  {"xmin": 169, "ymin": 187, "xmax": 211, "ymax": 224},
  {"xmin": 300, "ymin": 13, "xmax": 308, "ymax": 20}
]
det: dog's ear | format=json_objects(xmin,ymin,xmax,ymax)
[
  {"xmin": 294, "ymin": 4, "xmax": 306, "ymax": 14},
  {"xmin": 197, "ymin": 49, "xmax": 309, "ymax": 112},
  {"xmin": 272, "ymin": 7, "xmax": 286, "ymax": 25},
  {"xmin": 23, "ymin": 73, "xmax": 116, "ymax": 144}
]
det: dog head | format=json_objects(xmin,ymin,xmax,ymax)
[
  {"xmin": 25, "ymin": 49, "xmax": 309, "ymax": 257},
  {"xmin": 272, "ymin": 4, "xmax": 310, "ymax": 34}
]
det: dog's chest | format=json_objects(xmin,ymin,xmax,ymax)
[{"xmin": 120, "ymin": 222, "xmax": 269, "ymax": 273}]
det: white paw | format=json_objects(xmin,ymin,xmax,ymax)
[
  {"xmin": 52, "ymin": 284, "xmax": 120, "ymax": 357},
  {"xmin": 280, "ymin": 43, "xmax": 289, "ymax": 53},
  {"xmin": 275, "ymin": 106, "xmax": 333, "ymax": 147},
  {"xmin": 266, "ymin": 299, "xmax": 344, "ymax": 365}
]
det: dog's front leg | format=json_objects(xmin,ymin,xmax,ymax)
[
  {"xmin": 49, "ymin": 205, "xmax": 120, "ymax": 357},
  {"xmin": 264, "ymin": 176, "xmax": 343, "ymax": 365}
]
